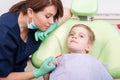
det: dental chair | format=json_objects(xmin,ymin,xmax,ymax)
[{"xmin": 32, "ymin": 0, "xmax": 120, "ymax": 79}]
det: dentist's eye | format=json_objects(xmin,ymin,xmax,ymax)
[{"xmin": 45, "ymin": 15, "xmax": 50, "ymax": 18}]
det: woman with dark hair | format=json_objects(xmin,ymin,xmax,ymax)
[{"xmin": 0, "ymin": 0, "xmax": 71, "ymax": 79}]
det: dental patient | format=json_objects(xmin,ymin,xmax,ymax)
[{"xmin": 44, "ymin": 24, "xmax": 113, "ymax": 80}]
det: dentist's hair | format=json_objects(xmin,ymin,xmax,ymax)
[{"xmin": 8, "ymin": 0, "xmax": 63, "ymax": 20}]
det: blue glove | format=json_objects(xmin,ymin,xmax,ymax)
[
  {"xmin": 35, "ymin": 21, "xmax": 58, "ymax": 41},
  {"xmin": 33, "ymin": 56, "xmax": 56, "ymax": 78}
]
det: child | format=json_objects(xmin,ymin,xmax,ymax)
[{"xmin": 44, "ymin": 24, "xmax": 113, "ymax": 80}]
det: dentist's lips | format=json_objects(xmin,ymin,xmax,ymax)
[{"xmin": 45, "ymin": 26, "xmax": 50, "ymax": 29}]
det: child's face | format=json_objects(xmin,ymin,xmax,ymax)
[{"xmin": 67, "ymin": 26, "xmax": 92, "ymax": 53}]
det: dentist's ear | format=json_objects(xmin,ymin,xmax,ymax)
[
  {"xmin": 27, "ymin": 8, "xmax": 33, "ymax": 18},
  {"xmin": 27, "ymin": 8, "xmax": 33, "ymax": 23}
]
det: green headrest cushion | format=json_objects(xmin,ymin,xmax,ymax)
[
  {"xmin": 32, "ymin": 19, "xmax": 120, "ymax": 79},
  {"xmin": 71, "ymin": 0, "xmax": 98, "ymax": 16}
]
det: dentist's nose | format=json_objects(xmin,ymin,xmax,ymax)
[{"xmin": 49, "ymin": 17, "xmax": 54, "ymax": 24}]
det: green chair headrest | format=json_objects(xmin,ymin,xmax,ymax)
[{"xmin": 71, "ymin": 0, "xmax": 98, "ymax": 16}]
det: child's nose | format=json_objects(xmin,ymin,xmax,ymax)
[{"xmin": 72, "ymin": 35, "xmax": 77, "ymax": 39}]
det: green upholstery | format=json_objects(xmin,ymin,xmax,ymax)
[
  {"xmin": 32, "ymin": 0, "xmax": 120, "ymax": 79},
  {"xmin": 71, "ymin": 0, "xmax": 98, "ymax": 16},
  {"xmin": 32, "ymin": 19, "xmax": 120, "ymax": 78}
]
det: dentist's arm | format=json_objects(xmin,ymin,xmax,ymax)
[{"xmin": 0, "ymin": 56, "xmax": 56, "ymax": 80}]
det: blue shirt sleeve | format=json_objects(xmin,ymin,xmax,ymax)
[
  {"xmin": 0, "ymin": 27, "xmax": 17, "ymax": 77},
  {"xmin": 0, "ymin": 13, "xmax": 19, "ymax": 76}
]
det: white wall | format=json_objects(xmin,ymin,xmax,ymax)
[
  {"xmin": 97, "ymin": 0, "xmax": 120, "ymax": 14},
  {"xmin": 0, "ymin": 0, "xmax": 20, "ymax": 15},
  {"xmin": 61, "ymin": 0, "xmax": 120, "ymax": 14},
  {"xmin": 0, "ymin": 0, "xmax": 120, "ymax": 15},
  {"xmin": 61, "ymin": 0, "xmax": 72, "ymax": 8}
]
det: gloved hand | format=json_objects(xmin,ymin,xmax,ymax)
[
  {"xmin": 35, "ymin": 21, "xmax": 58, "ymax": 41},
  {"xmin": 33, "ymin": 56, "xmax": 56, "ymax": 78},
  {"xmin": 34, "ymin": 30, "xmax": 46, "ymax": 41}
]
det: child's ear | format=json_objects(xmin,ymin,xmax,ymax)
[{"xmin": 85, "ymin": 44, "xmax": 92, "ymax": 53}]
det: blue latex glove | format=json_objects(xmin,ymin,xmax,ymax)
[
  {"xmin": 33, "ymin": 56, "xmax": 56, "ymax": 78},
  {"xmin": 35, "ymin": 21, "xmax": 58, "ymax": 41}
]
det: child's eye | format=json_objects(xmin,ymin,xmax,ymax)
[
  {"xmin": 69, "ymin": 33, "xmax": 74, "ymax": 36},
  {"xmin": 79, "ymin": 35, "xmax": 84, "ymax": 38}
]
